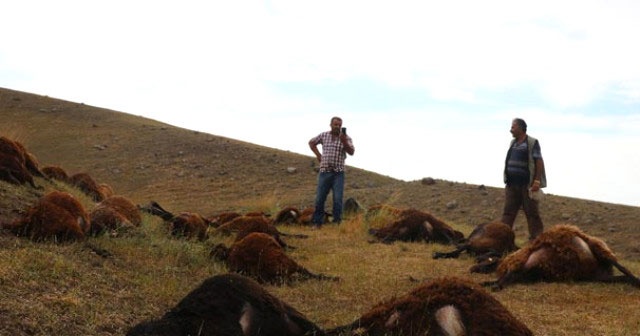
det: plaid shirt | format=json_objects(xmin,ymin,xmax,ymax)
[{"xmin": 309, "ymin": 131, "xmax": 354, "ymax": 172}]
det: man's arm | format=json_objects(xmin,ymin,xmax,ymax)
[
  {"xmin": 340, "ymin": 135, "xmax": 355, "ymax": 156},
  {"xmin": 309, "ymin": 139, "xmax": 322, "ymax": 162}
]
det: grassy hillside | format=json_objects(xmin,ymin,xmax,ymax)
[{"xmin": 1, "ymin": 87, "xmax": 639, "ymax": 335}]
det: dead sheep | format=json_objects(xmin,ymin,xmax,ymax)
[
  {"xmin": 0, "ymin": 153, "xmax": 39, "ymax": 188},
  {"xmin": 89, "ymin": 195, "xmax": 141, "ymax": 236},
  {"xmin": 0, "ymin": 136, "xmax": 45, "ymax": 179},
  {"xmin": 484, "ymin": 224, "xmax": 640, "ymax": 290},
  {"xmin": 214, "ymin": 214, "xmax": 307, "ymax": 249},
  {"xmin": 433, "ymin": 221, "xmax": 518, "ymax": 273},
  {"xmin": 1, "ymin": 191, "xmax": 89, "ymax": 242},
  {"xmin": 273, "ymin": 206, "xmax": 301, "ymax": 225},
  {"xmin": 127, "ymin": 273, "xmax": 325, "ymax": 336},
  {"xmin": 298, "ymin": 207, "xmax": 332, "ymax": 225},
  {"xmin": 41, "ymin": 165, "xmax": 70, "ymax": 183},
  {"xmin": 69, "ymin": 172, "xmax": 106, "ymax": 202},
  {"xmin": 211, "ymin": 232, "xmax": 339, "ymax": 285},
  {"xmin": 326, "ymin": 277, "xmax": 532, "ymax": 336},
  {"xmin": 139, "ymin": 201, "xmax": 209, "ymax": 240},
  {"xmin": 368, "ymin": 208, "xmax": 464, "ymax": 244}
]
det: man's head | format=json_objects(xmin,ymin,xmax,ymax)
[
  {"xmin": 330, "ymin": 117, "xmax": 343, "ymax": 134},
  {"xmin": 510, "ymin": 118, "xmax": 527, "ymax": 138}
]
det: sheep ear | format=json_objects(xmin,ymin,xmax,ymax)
[
  {"xmin": 239, "ymin": 302, "xmax": 255, "ymax": 335},
  {"xmin": 434, "ymin": 305, "xmax": 466, "ymax": 336}
]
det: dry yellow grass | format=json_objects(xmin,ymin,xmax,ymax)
[{"xmin": 1, "ymin": 86, "xmax": 640, "ymax": 335}]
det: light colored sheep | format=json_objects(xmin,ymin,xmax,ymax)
[{"xmin": 484, "ymin": 224, "xmax": 640, "ymax": 290}]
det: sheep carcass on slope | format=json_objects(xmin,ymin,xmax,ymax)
[
  {"xmin": 326, "ymin": 277, "xmax": 533, "ymax": 336},
  {"xmin": 484, "ymin": 224, "xmax": 640, "ymax": 290},
  {"xmin": 127, "ymin": 273, "xmax": 325, "ymax": 336}
]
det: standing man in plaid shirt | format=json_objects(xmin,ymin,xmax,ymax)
[{"xmin": 308, "ymin": 116, "xmax": 355, "ymax": 228}]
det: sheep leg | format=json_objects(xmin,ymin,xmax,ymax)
[
  {"xmin": 297, "ymin": 267, "xmax": 340, "ymax": 282},
  {"xmin": 432, "ymin": 246, "xmax": 467, "ymax": 259},
  {"xmin": 278, "ymin": 231, "xmax": 309, "ymax": 239},
  {"xmin": 609, "ymin": 260, "xmax": 640, "ymax": 288}
]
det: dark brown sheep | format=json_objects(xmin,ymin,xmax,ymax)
[
  {"xmin": 41, "ymin": 165, "xmax": 70, "ymax": 182},
  {"xmin": 326, "ymin": 277, "xmax": 533, "ymax": 336},
  {"xmin": 69, "ymin": 172, "xmax": 106, "ymax": 201},
  {"xmin": 433, "ymin": 221, "xmax": 518, "ymax": 273},
  {"xmin": 211, "ymin": 232, "xmax": 339, "ymax": 285},
  {"xmin": 273, "ymin": 206, "xmax": 301, "ymax": 224},
  {"xmin": 368, "ymin": 208, "xmax": 464, "ymax": 244},
  {"xmin": 0, "ymin": 137, "xmax": 45, "ymax": 181},
  {"xmin": 127, "ymin": 273, "xmax": 325, "ymax": 336},
  {"xmin": 0, "ymin": 153, "xmax": 39, "ymax": 188},
  {"xmin": 89, "ymin": 195, "xmax": 141, "ymax": 236},
  {"xmin": 1, "ymin": 191, "xmax": 88, "ymax": 242},
  {"xmin": 139, "ymin": 201, "xmax": 209, "ymax": 240},
  {"xmin": 484, "ymin": 224, "xmax": 640, "ymax": 290}
]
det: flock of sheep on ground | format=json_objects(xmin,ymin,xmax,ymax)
[{"xmin": 1, "ymin": 135, "xmax": 640, "ymax": 335}]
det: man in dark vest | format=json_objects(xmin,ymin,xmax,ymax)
[{"xmin": 502, "ymin": 118, "xmax": 547, "ymax": 240}]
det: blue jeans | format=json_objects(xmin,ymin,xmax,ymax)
[{"xmin": 312, "ymin": 171, "xmax": 344, "ymax": 225}]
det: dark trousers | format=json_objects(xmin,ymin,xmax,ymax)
[{"xmin": 501, "ymin": 184, "xmax": 544, "ymax": 240}]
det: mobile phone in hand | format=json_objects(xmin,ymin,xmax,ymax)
[{"xmin": 341, "ymin": 127, "xmax": 347, "ymax": 135}]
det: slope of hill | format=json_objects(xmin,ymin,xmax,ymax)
[
  {"xmin": 2, "ymin": 87, "xmax": 640, "ymax": 335},
  {"xmin": 2, "ymin": 86, "xmax": 638, "ymax": 260}
]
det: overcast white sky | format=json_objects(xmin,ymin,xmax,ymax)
[{"xmin": 1, "ymin": 1, "xmax": 639, "ymax": 206}]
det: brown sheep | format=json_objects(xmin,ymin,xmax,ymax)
[
  {"xmin": 211, "ymin": 232, "xmax": 339, "ymax": 285},
  {"xmin": 97, "ymin": 183, "xmax": 115, "ymax": 199},
  {"xmin": 0, "ymin": 153, "xmax": 39, "ymax": 188},
  {"xmin": 0, "ymin": 137, "xmax": 45, "ymax": 179},
  {"xmin": 326, "ymin": 277, "xmax": 533, "ymax": 336},
  {"xmin": 214, "ymin": 214, "xmax": 307, "ymax": 249},
  {"xmin": 484, "ymin": 224, "xmax": 640, "ymax": 290},
  {"xmin": 89, "ymin": 195, "xmax": 141, "ymax": 236},
  {"xmin": 69, "ymin": 172, "xmax": 106, "ymax": 201},
  {"xmin": 127, "ymin": 273, "xmax": 325, "ymax": 336},
  {"xmin": 1, "ymin": 191, "xmax": 88, "ymax": 242},
  {"xmin": 299, "ymin": 206, "xmax": 332, "ymax": 225},
  {"xmin": 41, "ymin": 165, "xmax": 70, "ymax": 182},
  {"xmin": 208, "ymin": 211, "xmax": 243, "ymax": 227},
  {"xmin": 273, "ymin": 206, "xmax": 301, "ymax": 225},
  {"xmin": 139, "ymin": 201, "xmax": 209, "ymax": 240},
  {"xmin": 368, "ymin": 208, "xmax": 464, "ymax": 244},
  {"xmin": 433, "ymin": 221, "xmax": 518, "ymax": 273}
]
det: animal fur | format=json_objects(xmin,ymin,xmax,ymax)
[
  {"xmin": 214, "ymin": 214, "xmax": 307, "ymax": 249},
  {"xmin": 69, "ymin": 172, "xmax": 105, "ymax": 201},
  {"xmin": 433, "ymin": 221, "xmax": 518, "ymax": 273},
  {"xmin": 211, "ymin": 232, "xmax": 339, "ymax": 285},
  {"xmin": 42, "ymin": 165, "xmax": 70, "ymax": 182},
  {"xmin": 273, "ymin": 206, "xmax": 301, "ymax": 225},
  {"xmin": 127, "ymin": 273, "xmax": 325, "ymax": 336},
  {"xmin": 89, "ymin": 195, "xmax": 141, "ymax": 236},
  {"xmin": 484, "ymin": 224, "xmax": 640, "ymax": 290},
  {"xmin": 1, "ymin": 191, "xmax": 89, "ymax": 242},
  {"xmin": 139, "ymin": 201, "xmax": 209, "ymax": 240},
  {"xmin": 369, "ymin": 208, "xmax": 464, "ymax": 244},
  {"xmin": 326, "ymin": 277, "xmax": 532, "ymax": 336}
]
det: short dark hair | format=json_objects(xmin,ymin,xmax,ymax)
[
  {"xmin": 331, "ymin": 116, "xmax": 342, "ymax": 123},
  {"xmin": 514, "ymin": 118, "xmax": 527, "ymax": 133}
]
